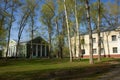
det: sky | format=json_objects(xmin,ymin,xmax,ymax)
[
  {"xmin": 10, "ymin": 0, "xmax": 116, "ymax": 41},
  {"xmin": 10, "ymin": 0, "xmax": 46, "ymax": 41}
]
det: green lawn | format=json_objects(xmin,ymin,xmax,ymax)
[{"xmin": 0, "ymin": 58, "xmax": 119, "ymax": 80}]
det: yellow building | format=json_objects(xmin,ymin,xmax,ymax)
[{"xmin": 71, "ymin": 26, "xmax": 120, "ymax": 58}]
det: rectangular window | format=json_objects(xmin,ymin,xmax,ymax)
[
  {"xmin": 112, "ymin": 35, "xmax": 117, "ymax": 41},
  {"xmin": 101, "ymin": 48, "xmax": 104, "ymax": 53},
  {"xmin": 93, "ymin": 49, "xmax": 97, "ymax": 54},
  {"xmin": 100, "ymin": 37, "xmax": 103, "ymax": 42},
  {"xmin": 93, "ymin": 38, "xmax": 96, "ymax": 43},
  {"xmin": 33, "ymin": 45, "xmax": 36, "ymax": 56},
  {"xmin": 113, "ymin": 47, "xmax": 118, "ymax": 53},
  {"xmin": 82, "ymin": 49, "xmax": 85, "ymax": 54}
]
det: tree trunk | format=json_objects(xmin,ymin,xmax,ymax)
[
  {"xmin": 30, "ymin": 15, "xmax": 34, "ymax": 59},
  {"xmin": 101, "ymin": 33, "xmax": 106, "ymax": 57},
  {"xmin": 48, "ymin": 26, "xmax": 52, "ymax": 58},
  {"xmin": 97, "ymin": 0, "xmax": 101, "ymax": 62},
  {"xmin": 16, "ymin": 12, "xmax": 30, "ymax": 58},
  {"xmin": 75, "ymin": 0, "xmax": 81, "ymax": 59},
  {"xmin": 55, "ymin": 18, "xmax": 60, "ymax": 58},
  {"xmin": 64, "ymin": 0, "xmax": 73, "ymax": 62},
  {"xmin": 6, "ymin": 2, "xmax": 14, "ymax": 58},
  {"xmin": 16, "ymin": 35, "xmax": 21, "ymax": 58},
  {"xmin": 1, "ymin": 1, "xmax": 8, "ymax": 58},
  {"xmin": 85, "ymin": 0, "xmax": 94, "ymax": 64},
  {"xmin": 106, "ymin": 35, "xmax": 110, "ymax": 57},
  {"xmin": 73, "ymin": 31, "xmax": 76, "ymax": 59}
]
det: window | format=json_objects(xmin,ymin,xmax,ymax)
[
  {"xmin": 101, "ymin": 48, "xmax": 104, "ymax": 53},
  {"xmin": 82, "ymin": 49, "xmax": 85, "ymax": 54},
  {"xmin": 100, "ymin": 37, "xmax": 103, "ymax": 42},
  {"xmin": 33, "ymin": 45, "xmax": 36, "ymax": 56},
  {"xmin": 93, "ymin": 38, "xmax": 96, "ymax": 43},
  {"xmin": 112, "ymin": 35, "xmax": 117, "ymax": 41},
  {"xmin": 93, "ymin": 49, "xmax": 97, "ymax": 54},
  {"xmin": 113, "ymin": 47, "xmax": 118, "ymax": 53}
]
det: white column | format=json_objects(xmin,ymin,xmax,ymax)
[
  {"xmin": 13, "ymin": 46, "xmax": 15, "ymax": 56},
  {"xmin": 9, "ymin": 47, "xmax": 10, "ymax": 57},
  {"xmin": 40, "ymin": 44, "xmax": 42, "ymax": 57},
  {"xmin": 25, "ymin": 44, "xmax": 27, "ymax": 57},
  {"xmin": 118, "ymin": 33, "xmax": 120, "ymax": 54},
  {"xmin": 11, "ymin": 46, "xmax": 13, "ymax": 56},
  {"xmin": 36, "ymin": 44, "xmax": 38, "ymax": 57},
  {"xmin": 32, "ymin": 45, "xmax": 35, "ymax": 57},
  {"xmin": 45, "ymin": 45, "xmax": 46, "ymax": 57}
]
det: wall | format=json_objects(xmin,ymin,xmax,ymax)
[{"xmin": 71, "ymin": 30, "xmax": 120, "ymax": 58}]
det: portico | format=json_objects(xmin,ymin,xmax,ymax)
[
  {"xmin": 31, "ymin": 44, "xmax": 48, "ymax": 58},
  {"xmin": 4, "ymin": 36, "xmax": 49, "ymax": 58},
  {"xmin": 26, "ymin": 36, "xmax": 49, "ymax": 58}
]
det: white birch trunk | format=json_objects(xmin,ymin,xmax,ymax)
[{"xmin": 64, "ymin": 0, "xmax": 73, "ymax": 62}]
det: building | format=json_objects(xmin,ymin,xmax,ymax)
[
  {"xmin": 71, "ymin": 26, "xmax": 120, "ymax": 58},
  {"xmin": 3, "ymin": 36, "xmax": 49, "ymax": 58}
]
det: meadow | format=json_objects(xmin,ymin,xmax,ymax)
[{"xmin": 0, "ymin": 58, "xmax": 119, "ymax": 80}]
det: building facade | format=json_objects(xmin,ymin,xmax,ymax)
[
  {"xmin": 3, "ymin": 37, "xmax": 49, "ymax": 58},
  {"xmin": 71, "ymin": 26, "xmax": 120, "ymax": 58}
]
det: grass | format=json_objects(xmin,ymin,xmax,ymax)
[{"xmin": 0, "ymin": 58, "xmax": 119, "ymax": 80}]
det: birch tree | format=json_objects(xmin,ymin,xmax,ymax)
[
  {"xmin": 64, "ymin": 0, "xmax": 73, "ymax": 62},
  {"xmin": 27, "ymin": 0, "xmax": 37, "ymax": 58},
  {"xmin": 40, "ymin": 0, "xmax": 55, "ymax": 58},
  {"xmin": 85, "ymin": 0, "xmax": 94, "ymax": 64},
  {"xmin": 97, "ymin": 0, "xmax": 101, "ymax": 62},
  {"xmin": 16, "ymin": 2, "xmax": 31, "ymax": 57},
  {"xmin": 5, "ymin": 0, "xmax": 19, "ymax": 58}
]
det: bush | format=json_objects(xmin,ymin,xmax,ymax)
[
  {"xmin": 63, "ymin": 46, "xmax": 69, "ymax": 57},
  {"xmin": 0, "ymin": 50, "xmax": 2, "ymax": 57}
]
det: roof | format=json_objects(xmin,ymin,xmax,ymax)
[
  {"xmin": 22, "ymin": 36, "xmax": 48, "ymax": 44},
  {"xmin": 81, "ymin": 26, "xmax": 120, "ymax": 35},
  {"xmin": 10, "ymin": 36, "xmax": 48, "ymax": 45}
]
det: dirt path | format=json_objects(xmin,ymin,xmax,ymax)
[{"xmin": 98, "ymin": 61, "xmax": 120, "ymax": 80}]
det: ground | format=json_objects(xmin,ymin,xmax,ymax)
[
  {"xmin": 0, "ymin": 58, "xmax": 120, "ymax": 80},
  {"xmin": 98, "ymin": 61, "xmax": 120, "ymax": 80}
]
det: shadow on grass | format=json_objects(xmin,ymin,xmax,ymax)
[
  {"xmin": 0, "ymin": 58, "xmax": 69, "ymax": 67},
  {"xmin": 0, "ymin": 62, "xmax": 115, "ymax": 80},
  {"xmin": 0, "ymin": 58, "xmax": 119, "ymax": 80}
]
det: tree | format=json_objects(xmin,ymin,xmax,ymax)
[
  {"xmin": 40, "ymin": 0, "xmax": 55, "ymax": 58},
  {"xmin": 0, "ymin": 23, "xmax": 6, "ymax": 50},
  {"xmin": 27, "ymin": 0, "xmax": 37, "ymax": 58},
  {"xmin": 16, "ymin": 1, "xmax": 31, "ymax": 57},
  {"xmin": 74, "ymin": 0, "xmax": 85, "ymax": 59},
  {"xmin": 54, "ymin": 16, "xmax": 64, "ymax": 58},
  {"xmin": 102, "ymin": 0, "xmax": 120, "ymax": 57},
  {"xmin": 85, "ymin": 0, "xmax": 94, "ymax": 64},
  {"xmin": 57, "ymin": 0, "xmax": 71, "ymax": 59},
  {"xmin": 64, "ymin": 0, "xmax": 73, "ymax": 62},
  {"xmin": 97, "ymin": 0, "xmax": 101, "ymax": 62},
  {"xmin": 0, "ymin": 1, "xmax": 8, "ymax": 48},
  {"xmin": 5, "ymin": 0, "xmax": 16, "ymax": 58}
]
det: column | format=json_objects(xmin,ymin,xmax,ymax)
[
  {"xmin": 45, "ymin": 45, "xmax": 47, "ymax": 57},
  {"xmin": 36, "ymin": 44, "xmax": 38, "ymax": 57},
  {"xmin": 24, "ymin": 45, "xmax": 26, "ymax": 57},
  {"xmin": 118, "ymin": 32, "xmax": 120, "ymax": 54},
  {"xmin": 40, "ymin": 44, "xmax": 42, "ymax": 57}
]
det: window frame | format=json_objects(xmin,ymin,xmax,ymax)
[
  {"xmin": 112, "ymin": 35, "xmax": 117, "ymax": 41},
  {"xmin": 113, "ymin": 47, "xmax": 118, "ymax": 53},
  {"xmin": 100, "ymin": 37, "xmax": 103, "ymax": 42},
  {"xmin": 82, "ymin": 49, "xmax": 85, "ymax": 54},
  {"xmin": 93, "ymin": 38, "xmax": 96, "ymax": 43},
  {"xmin": 101, "ymin": 48, "xmax": 104, "ymax": 54},
  {"xmin": 93, "ymin": 49, "xmax": 97, "ymax": 54}
]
